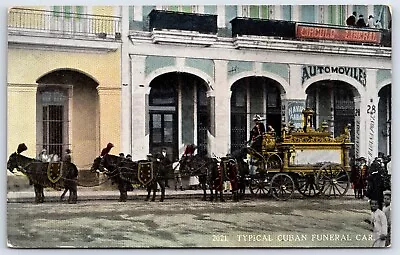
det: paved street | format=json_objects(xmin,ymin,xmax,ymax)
[{"xmin": 7, "ymin": 195, "xmax": 375, "ymax": 248}]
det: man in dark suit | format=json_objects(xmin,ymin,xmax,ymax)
[
  {"xmin": 346, "ymin": 12, "xmax": 357, "ymax": 26},
  {"xmin": 157, "ymin": 148, "xmax": 172, "ymax": 188}
]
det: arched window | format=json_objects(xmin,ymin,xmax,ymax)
[{"xmin": 37, "ymin": 86, "xmax": 70, "ymax": 158}]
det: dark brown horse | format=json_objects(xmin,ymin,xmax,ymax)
[
  {"xmin": 7, "ymin": 152, "xmax": 78, "ymax": 203},
  {"xmin": 90, "ymin": 154, "xmax": 166, "ymax": 202},
  {"xmin": 179, "ymin": 154, "xmax": 240, "ymax": 202}
]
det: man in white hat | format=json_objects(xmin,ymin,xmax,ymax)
[{"xmin": 248, "ymin": 114, "xmax": 266, "ymax": 153}]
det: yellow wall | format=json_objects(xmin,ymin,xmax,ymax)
[
  {"xmin": 8, "ymin": 48, "xmax": 120, "ymax": 86},
  {"xmin": 7, "ymin": 85, "xmax": 37, "ymax": 159},
  {"xmin": 92, "ymin": 6, "xmax": 115, "ymax": 16},
  {"xmin": 7, "ymin": 48, "xmax": 121, "ymax": 167}
]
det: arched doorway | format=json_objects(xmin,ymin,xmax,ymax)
[
  {"xmin": 149, "ymin": 72, "xmax": 209, "ymax": 160},
  {"xmin": 230, "ymin": 77, "xmax": 284, "ymax": 153},
  {"xmin": 306, "ymin": 80, "xmax": 358, "ymax": 157},
  {"xmin": 36, "ymin": 70, "xmax": 98, "ymax": 165},
  {"xmin": 378, "ymin": 84, "xmax": 391, "ymax": 156}
]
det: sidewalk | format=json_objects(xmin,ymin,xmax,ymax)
[
  {"xmin": 7, "ymin": 187, "xmax": 208, "ymax": 203},
  {"xmin": 7, "ymin": 186, "xmax": 358, "ymax": 203}
]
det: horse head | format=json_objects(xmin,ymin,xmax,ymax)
[
  {"xmin": 90, "ymin": 156, "xmax": 103, "ymax": 173},
  {"xmin": 99, "ymin": 154, "xmax": 121, "ymax": 173},
  {"xmin": 7, "ymin": 152, "xmax": 19, "ymax": 173},
  {"xmin": 7, "ymin": 152, "xmax": 35, "ymax": 174}
]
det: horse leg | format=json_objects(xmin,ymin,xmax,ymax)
[
  {"xmin": 205, "ymin": 182, "xmax": 211, "ymax": 201},
  {"xmin": 151, "ymin": 183, "xmax": 156, "ymax": 202},
  {"xmin": 148, "ymin": 183, "xmax": 156, "ymax": 202},
  {"xmin": 33, "ymin": 184, "xmax": 40, "ymax": 203},
  {"xmin": 60, "ymin": 188, "xmax": 68, "ymax": 201},
  {"xmin": 159, "ymin": 181, "xmax": 165, "ymax": 202},
  {"xmin": 145, "ymin": 185, "xmax": 151, "ymax": 201},
  {"xmin": 68, "ymin": 182, "xmax": 78, "ymax": 204},
  {"xmin": 118, "ymin": 182, "xmax": 127, "ymax": 202},
  {"xmin": 40, "ymin": 186, "xmax": 45, "ymax": 203},
  {"xmin": 219, "ymin": 183, "xmax": 225, "ymax": 202}
]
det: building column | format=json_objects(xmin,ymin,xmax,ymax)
[
  {"xmin": 364, "ymin": 69, "xmax": 379, "ymax": 164},
  {"xmin": 7, "ymin": 84, "xmax": 37, "ymax": 158},
  {"xmin": 130, "ymin": 55, "xmax": 148, "ymax": 160},
  {"xmin": 121, "ymin": 6, "xmax": 131, "ymax": 155},
  {"xmin": 286, "ymin": 65, "xmax": 307, "ymax": 128},
  {"xmin": 97, "ymin": 86, "xmax": 121, "ymax": 155},
  {"xmin": 213, "ymin": 60, "xmax": 230, "ymax": 157}
]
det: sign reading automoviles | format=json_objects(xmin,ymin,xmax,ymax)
[
  {"xmin": 296, "ymin": 23, "xmax": 381, "ymax": 44},
  {"xmin": 302, "ymin": 65, "xmax": 367, "ymax": 86}
]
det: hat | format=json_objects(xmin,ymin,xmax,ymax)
[
  {"xmin": 253, "ymin": 114, "xmax": 265, "ymax": 121},
  {"xmin": 383, "ymin": 190, "xmax": 391, "ymax": 196},
  {"xmin": 65, "ymin": 149, "xmax": 71, "ymax": 153},
  {"xmin": 17, "ymin": 143, "xmax": 27, "ymax": 154}
]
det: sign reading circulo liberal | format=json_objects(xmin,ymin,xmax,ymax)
[
  {"xmin": 296, "ymin": 23, "xmax": 382, "ymax": 44},
  {"xmin": 302, "ymin": 65, "xmax": 366, "ymax": 86}
]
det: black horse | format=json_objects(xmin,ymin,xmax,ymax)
[
  {"xmin": 90, "ymin": 154, "xmax": 166, "ymax": 202},
  {"xmin": 179, "ymin": 153, "xmax": 241, "ymax": 202},
  {"xmin": 229, "ymin": 147, "xmax": 251, "ymax": 198},
  {"xmin": 7, "ymin": 152, "xmax": 78, "ymax": 203}
]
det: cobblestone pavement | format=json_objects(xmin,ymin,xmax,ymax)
[{"xmin": 7, "ymin": 195, "xmax": 377, "ymax": 248}]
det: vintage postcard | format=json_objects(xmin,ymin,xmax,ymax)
[{"xmin": 6, "ymin": 4, "xmax": 392, "ymax": 249}]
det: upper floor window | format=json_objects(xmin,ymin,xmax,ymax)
[
  {"xmin": 301, "ymin": 5, "xmax": 316, "ymax": 23},
  {"xmin": 282, "ymin": 5, "xmax": 292, "ymax": 21},
  {"xmin": 53, "ymin": 6, "xmax": 85, "ymax": 17},
  {"xmin": 162, "ymin": 5, "xmax": 198, "ymax": 13},
  {"xmin": 327, "ymin": 5, "xmax": 346, "ymax": 25},
  {"xmin": 242, "ymin": 5, "xmax": 271, "ymax": 19}
]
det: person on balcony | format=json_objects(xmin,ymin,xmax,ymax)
[
  {"xmin": 346, "ymin": 12, "xmax": 357, "ymax": 26},
  {"xmin": 367, "ymin": 15, "xmax": 376, "ymax": 28},
  {"xmin": 356, "ymin": 15, "xmax": 367, "ymax": 28}
]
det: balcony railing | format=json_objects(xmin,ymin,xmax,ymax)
[{"xmin": 8, "ymin": 8, "xmax": 121, "ymax": 40}]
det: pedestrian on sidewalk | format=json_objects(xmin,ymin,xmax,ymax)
[
  {"xmin": 366, "ymin": 158, "xmax": 384, "ymax": 209},
  {"xmin": 172, "ymin": 159, "xmax": 184, "ymax": 191},
  {"xmin": 157, "ymin": 148, "xmax": 172, "ymax": 188},
  {"xmin": 382, "ymin": 190, "xmax": 391, "ymax": 246},
  {"xmin": 60, "ymin": 149, "xmax": 78, "ymax": 203},
  {"xmin": 364, "ymin": 199, "xmax": 387, "ymax": 247}
]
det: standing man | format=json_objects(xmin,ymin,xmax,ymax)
[
  {"xmin": 173, "ymin": 159, "xmax": 184, "ymax": 191},
  {"xmin": 366, "ymin": 158, "xmax": 385, "ymax": 209},
  {"xmin": 382, "ymin": 190, "xmax": 391, "ymax": 246},
  {"xmin": 158, "ymin": 148, "xmax": 172, "ymax": 188},
  {"xmin": 60, "ymin": 149, "xmax": 78, "ymax": 203}
]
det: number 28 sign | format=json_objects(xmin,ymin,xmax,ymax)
[{"xmin": 367, "ymin": 104, "xmax": 376, "ymax": 115}]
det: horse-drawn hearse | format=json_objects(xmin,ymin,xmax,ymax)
[
  {"xmin": 7, "ymin": 108, "xmax": 354, "ymax": 204},
  {"xmin": 244, "ymin": 108, "xmax": 353, "ymax": 200}
]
